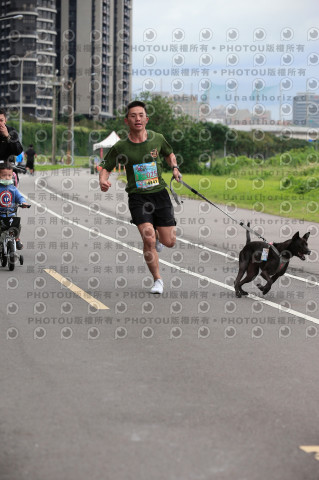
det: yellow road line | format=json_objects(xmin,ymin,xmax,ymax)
[
  {"xmin": 44, "ymin": 269, "xmax": 109, "ymax": 310},
  {"xmin": 299, "ymin": 445, "xmax": 319, "ymax": 461}
]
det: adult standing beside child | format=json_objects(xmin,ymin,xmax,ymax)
[{"xmin": 0, "ymin": 107, "xmax": 23, "ymax": 160}]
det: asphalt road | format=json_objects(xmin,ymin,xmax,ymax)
[{"xmin": 1, "ymin": 169, "xmax": 319, "ymax": 480}]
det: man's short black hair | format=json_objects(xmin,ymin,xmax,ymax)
[
  {"xmin": 0, "ymin": 107, "xmax": 7, "ymax": 117},
  {"xmin": 125, "ymin": 101, "xmax": 147, "ymax": 118}
]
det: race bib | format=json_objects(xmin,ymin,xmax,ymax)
[{"xmin": 133, "ymin": 162, "xmax": 159, "ymax": 189}]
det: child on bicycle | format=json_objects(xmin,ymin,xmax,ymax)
[{"xmin": 0, "ymin": 161, "xmax": 29, "ymax": 249}]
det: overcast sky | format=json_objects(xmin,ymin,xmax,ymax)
[{"xmin": 131, "ymin": 0, "xmax": 319, "ymax": 119}]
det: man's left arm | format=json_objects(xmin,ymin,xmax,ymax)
[{"xmin": 165, "ymin": 152, "xmax": 181, "ymax": 182}]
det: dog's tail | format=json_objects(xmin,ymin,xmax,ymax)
[{"xmin": 246, "ymin": 222, "xmax": 251, "ymax": 244}]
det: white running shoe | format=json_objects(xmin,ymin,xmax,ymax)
[
  {"xmin": 150, "ymin": 278, "xmax": 164, "ymax": 294},
  {"xmin": 155, "ymin": 238, "xmax": 164, "ymax": 253}
]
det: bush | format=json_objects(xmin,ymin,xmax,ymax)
[{"xmin": 293, "ymin": 177, "xmax": 319, "ymax": 194}]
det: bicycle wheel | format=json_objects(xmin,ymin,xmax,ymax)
[
  {"xmin": 0, "ymin": 242, "xmax": 7, "ymax": 267},
  {"xmin": 7, "ymin": 240, "xmax": 15, "ymax": 271}
]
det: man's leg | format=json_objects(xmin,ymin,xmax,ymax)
[
  {"xmin": 156, "ymin": 226, "xmax": 176, "ymax": 248},
  {"xmin": 137, "ymin": 222, "xmax": 160, "ymax": 280}
]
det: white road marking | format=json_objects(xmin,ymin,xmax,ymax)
[{"xmin": 24, "ymin": 193, "xmax": 319, "ymax": 326}]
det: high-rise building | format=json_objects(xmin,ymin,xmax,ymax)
[
  {"xmin": 57, "ymin": 0, "xmax": 132, "ymax": 119},
  {"xmin": 0, "ymin": 0, "xmax": 132, "ymax": 122},
  {"xmin": 293, "ymin": 93, "xmax": 319, "ymax": 128},
  {"xmin": 0, "ymin": 0, "xmax": 57, "ymax": 121}
]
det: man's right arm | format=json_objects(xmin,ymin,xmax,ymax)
[
  {"xmin": 6, "ymin": 127, "xmax": 23, "ymax": 156},
  {"xmin": 99, "ymin": 145, "xmax": 118, "ymax": 192},
  {"xmin": 99, "ymin": 168, "xmax": 112, "ymax": 192}
]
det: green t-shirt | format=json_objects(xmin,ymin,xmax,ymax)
[{"xmin": 100, "ymin": 130, "xmax": 173, "ymax": 195}]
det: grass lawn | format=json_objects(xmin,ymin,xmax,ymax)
[
  {"xmin": 162, "ymin": 172, "xmax": 319, "ymax": 223},
  {"xmin": 34, "ymin": 156, "xmax": 90, "ymax": 170}
]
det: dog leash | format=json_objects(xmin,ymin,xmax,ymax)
[{"xmin": 170, "ymin": 174, "xmax": 282, "ymax": 259}]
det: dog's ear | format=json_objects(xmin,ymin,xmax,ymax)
[
  {"xmin": 292, "ymin": 231, "xmax": 300, "ymax": 240},
  {"xmin": 303, "ymin": 232, "xmax": 310, "ymax": 240}
]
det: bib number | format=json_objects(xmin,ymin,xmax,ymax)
[{"xmin": 133, "ymin": 162, "xmax": 159, "ymax": 189}]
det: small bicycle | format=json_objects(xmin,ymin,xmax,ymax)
[{"xmin": 0, "ymin": 203, "xmax": 31, "ymax": 271}]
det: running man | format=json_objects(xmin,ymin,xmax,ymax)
[{"xmin": 99, "ymin": 100, "xmax": 181, "ymax": 294}]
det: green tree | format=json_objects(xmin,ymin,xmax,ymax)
[{"xmin": 206, "ymin": 123, "xmax": 228, "ymax": 152}]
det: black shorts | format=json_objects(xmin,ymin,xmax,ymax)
[
  {"xmin": 128, "ymin": 189, "xmax": 176, "ymax": 227},
  {"xmin": 26, "ymin": 160, "xmax": 34, "ymax": 169}
]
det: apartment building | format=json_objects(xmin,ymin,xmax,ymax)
[
  {"xmin": 0, "ymin": 0, "xmax": 132, "ymax": 122},
  {"xmin": 0, "ymin": 0, "xmax": 57, "ymax": 121},
  {"xmin": 57, "ymin": 0, "xmax": 132, "ymax": 119}
]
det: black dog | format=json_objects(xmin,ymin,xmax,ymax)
[{"xmin": 234, "ymin": 224, "xmax": 311, "ymax": 297}]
